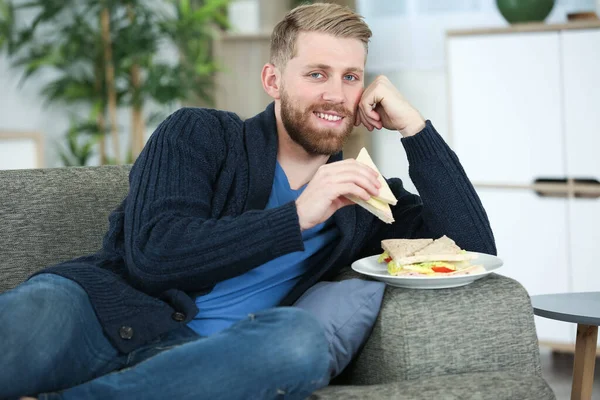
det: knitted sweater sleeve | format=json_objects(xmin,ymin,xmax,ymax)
[
  {"xmin": 123, "ymin": 108, "xmax": 304, "ymax": 294},
  {"xmin": 359, "ymin": 121, "xmax": 496, "ymax": 258}
]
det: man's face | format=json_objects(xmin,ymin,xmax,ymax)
[{"xmin": 278, "ymin": 31, "xmax": 366, "ymax": 155}]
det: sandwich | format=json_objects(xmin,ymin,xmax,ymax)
[
  {"xmin": 345, "ymin": 147, "xmax": 397, "ymax": 224},
  {"xmin": 378, "ymin": 235, "xmax": 485, "ymax": 276}
]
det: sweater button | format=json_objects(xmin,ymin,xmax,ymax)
[
  {"xmin": 172, "ymin": 312, "xmax": 186, "ymax": 322},
  {"xmin": 119, "ymin": 326, "xmax": 134, "ymax": 340}
]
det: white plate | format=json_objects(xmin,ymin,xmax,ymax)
[{"xmin": 351, "ymin": 252, "xmax": 503, "ymax": 289}]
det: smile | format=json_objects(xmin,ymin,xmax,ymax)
[{"xmin": 314, "ymin": 112, "xmax": 343, "ymax": 122}]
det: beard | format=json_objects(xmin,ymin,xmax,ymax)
[{"xmin": 280, "ymin": 89, "xmax": 355, "ymax": 156}]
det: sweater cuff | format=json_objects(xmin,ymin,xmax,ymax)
[
  {"xmin": 265, "ymin": 201, "xmax": 305, "ymax": 257},
  {"xmin": 401, "ymin": 120, "xmax": 450, "ymax": 164}
]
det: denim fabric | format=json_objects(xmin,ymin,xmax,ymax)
[{"xmin": 0, "ymin": 274, "xmax": 330, "ymax": 400}]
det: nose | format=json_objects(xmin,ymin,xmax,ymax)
[{"xmin": 322, "ymin": 78, "xmax": 345, "ymax": 104}]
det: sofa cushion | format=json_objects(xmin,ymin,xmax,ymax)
[
  {"xmin": 335, "ymin": 273, "xmax": 544, "ymax": 385},
  {"xmin": 0, "ymin": 166, "xmax": 130, "ymax": 293},
  {"xmin": 294, "ymin": 278, "xmax": 385, "ymax": 378},
  {"xmin": 311, "ymin": 371, "xmax": 555, "ymax": 400}
]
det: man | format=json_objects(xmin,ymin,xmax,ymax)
[{"xmin": 0, "ymin": 3, "xmax": 495, "ymax": 400}]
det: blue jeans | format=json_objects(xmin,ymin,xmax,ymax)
[{"xmin": 0, "ymin": 274, "xmax": 330, "ymax": 399}]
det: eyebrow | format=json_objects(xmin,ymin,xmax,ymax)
[{"xmin": 305, "ymin": 64, "xmax": 364, "ymax": 73}]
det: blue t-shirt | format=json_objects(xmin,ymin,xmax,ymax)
[{"xmin": 187, "ymin": 162, "xmax": 339, "ymax": 336}]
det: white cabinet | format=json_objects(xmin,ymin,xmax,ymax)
[
  {"xmin": 561, "ymin": 30, "xmax": 600, "ymax": 179},
  {"xmin": 447, "ymin": 33, "xmax": 564, "ymax": 185},
  {"xmin": 476, "ymin": 188, "xmax": 573, "ymax": 343},
  {"xmin": 447, "ymin": 24, "xmax": 600, "ymax": 347},
  {"xmin": 569, "ymin": 198, "xmax": 600, "ymax": 293},
  {"xmin": 476, "ymin": 189, "xmax": 569, "ymax": 296},
  {"xmin": 561, "ymin": 29, "xmax": 600, "ymax": 298}
]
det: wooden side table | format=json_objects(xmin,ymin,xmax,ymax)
[{"xmin": 532, "ymin": 292, "xmax": 600, "ymax": 400}]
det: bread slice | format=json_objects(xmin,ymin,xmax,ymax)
[
  {"xmin": 381, "ymin": 235, "xmax": 476, "ymax": 265},
  {"xmin": 381, "ymin": 238, "xmax": 433, "ymax": 259},
  {"xmin": 355, "ymin": 148, "xmax": 397, "ymax": 206},
  {"xmin": 346, "ymin": 195, "xmax": 394, "ymax": 224},
  {"xmin": 414, "ymin": 235, "xmax": 461, "ymax": 256}
]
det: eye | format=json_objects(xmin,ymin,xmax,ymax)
[
  {"xmin": 309, "ymin": 72, "xmax": 324, "ymax": 79},
  {"xmin": 344, "ymin": 75, "xmax": 358, "ymax": 81}
]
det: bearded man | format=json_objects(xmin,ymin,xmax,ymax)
[{"xmin": 1, "ymin": 3, "xmax": 495, "ymax": 400}]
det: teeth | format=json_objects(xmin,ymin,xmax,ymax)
[{"xmin": 316, "ymin": 112, "xmax": 342, "ymax": 122}]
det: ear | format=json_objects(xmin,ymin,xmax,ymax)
[{"xmin": 261, "ymin": 63, "xmax": 282, "ymax": 100}]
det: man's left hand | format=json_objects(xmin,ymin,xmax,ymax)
[{"xmin": 354, "ymin": 75, "xmax": 426, "ymax": 137}]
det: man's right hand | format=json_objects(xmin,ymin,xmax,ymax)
[{"xmin": 295, "ymin": 159, "xmax": 381, "ymax": 231}]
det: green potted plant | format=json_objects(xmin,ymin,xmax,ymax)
[
  {"xmin": 0, "ymin": 0, "xmax": 229, "ymax": 166},
  {"xmin": 496, "ymin": 0, "xmax": 555, "ymax": 24}
]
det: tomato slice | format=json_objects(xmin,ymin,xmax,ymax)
[
  {"xmin": 431, "ymin": 266, "xmax": 454, "ymax": 273},
  {"xmin": 384, "ymin": 257, "xmax": 392, "ymax": 263}
]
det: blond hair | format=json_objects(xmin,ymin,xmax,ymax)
[{"xmin": 270, "ymin": 2, "xmax": 372, "ymax": 69}]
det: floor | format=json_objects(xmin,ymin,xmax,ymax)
[{"xmin": 540, "ymin": 347, "xmax": 600, "ymax": 399}]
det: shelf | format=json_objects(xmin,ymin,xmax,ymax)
[{"xmin": 447, "ymin": 20, "xmax": 600, "ymax": 37}]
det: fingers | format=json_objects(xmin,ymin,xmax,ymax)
[
  {"xmin": 358, "ymin": 106, "xmax": 382, "ymax": 131},
  {"xmin": 334, "ymin": 172, "xmax": 380, "ymax": 197},
  {"xmin": 368, "ymin": 104, "xmax": 384, "ymax": 129},
  {"xmin": 358, "ymin": 107, "xmax": 374, "ymax": 131},
  {"xmin": 328, "ymin": 159, "xmax": 380, "ymax": 180},
  {"xmin": 363, "ymin": 101, "xmax": 381, "ymax": 121},
  {"xmin": 339, "ymin": 183, "xmax": 372, "ymax": 202},
  {"xmin": 336, "ymin": 196, "xmax": 355, "ymax": 208},
  {"xmin": 355, "ymin": 107, "xmax": 376, "ymax": 130},
  {"xmin": 317, "ymin": 160, "xmax": 381, "ymax": 198},
  {"xmin": 355, "ymin": 96, "xmax": 383, "ymax": 131},
  {"xmin": 296, "ymin": 158, "xmax": 383, "ymax": 229},
  {"xmin": 356, "ymin": 75, "xmax": 395, "ymax": 131}
]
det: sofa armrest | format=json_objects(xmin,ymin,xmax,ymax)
[{"xmin": 332, "ymin": 270, "xmax": 542, "ymax": 385}]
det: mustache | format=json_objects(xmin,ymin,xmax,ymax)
[{"xmin": 308, "ymin": 103, "xmax": 353, "ymax": 118}]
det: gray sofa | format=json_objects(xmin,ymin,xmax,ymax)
[{"xmin": 0, "ymin": 166, "xmax": 555, "ymax": 400}]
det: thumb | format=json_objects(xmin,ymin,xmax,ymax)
[{"xmin": 336, "ymin": 196, "xmax": 356, "ymax": 208}]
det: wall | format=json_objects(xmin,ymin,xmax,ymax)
[
  {"xmin": 3, "ymin": 0, "xmax": 595, "ymax": 169},
  {"xmin": 0, "ymin": 9, "xmax": 180, "ymax": 169},
  {"xmin": 0, "ymin": 56, "xmax": 141, "ymax": 168},
  {"xmin": 367, "ymin": 69, "xmax": 448, "ymax": 194},
  {"xmin": 362, "ymin": 0, "xmax": 598, "ymax": 194},
  {"xmin": 0, "ymin": 57, "xmax": 69, "ymax": 168}
]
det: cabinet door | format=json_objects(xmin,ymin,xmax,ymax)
[
  {"xmin": 569, "ymin": 195, "xmax": 600, "ymax": 346},
  {"xmin": 569, "ymin": 197, "xmax": 600, "ymax": 292},
  {"xmin": 477, "ymin": 187, "xmax": 573, "ymax": 343},
  {"xmin": 561, "ymin": 29, "xmax": 600, "ymax": 179},
  {"xmin": 447, "ymin": 33, "xmax": 564, "ymax": 184}
]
